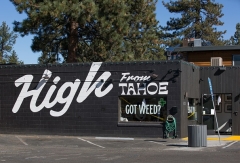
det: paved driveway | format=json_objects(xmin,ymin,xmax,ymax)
[{"xmin": 0, "ymin": 134, "xmax": 239, "ymax": 163}]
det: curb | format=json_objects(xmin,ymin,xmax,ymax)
[{"xmin": 182, "ymin": 135, "xmax": 240, "ymax": 141}]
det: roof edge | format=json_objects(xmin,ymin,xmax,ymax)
[{"xmin": 174, "ymin": 45, "xmax": 240, "ymax": 52}]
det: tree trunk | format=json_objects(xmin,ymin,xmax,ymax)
[{"xmin": 67, "ymin": 20, "xmax": 78, "ymax": 63}]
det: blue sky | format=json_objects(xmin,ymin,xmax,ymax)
[{"xmin": 0, "ymin": 0, "xmax": 239, "ymax": 64}]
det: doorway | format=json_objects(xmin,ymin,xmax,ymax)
[{"xmin": 202, "ymin": 94, "xmax": 232, "ymax": 135}]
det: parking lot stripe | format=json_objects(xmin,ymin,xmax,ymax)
[
  {"xmin": 222, "ymin": 141, "xmax": 238, "ymax": 149},
  {"xmin": 55, "ymin": 158, "xmax": 68, "ymax": 160},
  {"xmin": 148, "ymin": 141, "xmax": 164, "ymax": 145},
  {"xmin": 15, "ymin": 136, "xmax": 28, "ymax": 146},
  {"xmin": 95, "ymin": 137, "xmax": 134, "ymax": 141},
  {"xmin": 77, "ymin": 138, "xmax": 105, "ymax": 149}
]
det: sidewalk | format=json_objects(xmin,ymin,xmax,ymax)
[{"xmin": 165, "ymin": 135, "xmax": 240, "ymax": 151}]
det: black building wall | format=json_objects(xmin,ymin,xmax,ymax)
[
  {"xmin": 180, "ymin": 62, "xmax": 200, "ymax": 137},
  {"xmin": 200, "ymin": 66, "xmax": 240, "ymax": 135},
  {"xmin": 0, "ymin": 61, "xmax": 240, "ymax": 137},
  {"xmin": 0, "ymin": 61, "xmax": 186, "ymax": 138},
  {"xmin": 4, "ymin": 62, "xmax": 239, "ymax": 137}
]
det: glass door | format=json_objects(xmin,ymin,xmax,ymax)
[{"xmin": 202, "ymin": 94, "xmax": 232, "ymax": 134}]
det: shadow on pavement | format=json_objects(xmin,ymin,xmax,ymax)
[
  {"xmin": 144, "ymin": 140, "xmax": 167, "ymax": 143},
  {"xmin": 166, "ymin": 144, "xmax": 188, "ymax": 147}
]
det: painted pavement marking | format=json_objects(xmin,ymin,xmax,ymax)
[
  {"xmin": 55, "ymin": 158, "xmax": 68, "ymax": 161},
  {"xmin": 15, "ymin": 136, "xmax": 28, "ymax": 146},
  {"xmin": 78, "ymin": 138, "xmax": 105, "ymax": 149},
  {"xmin": 25, "ymin": 156, "xmax": 46, "ymax": 159},
  {"xmin": 95, "ymin": 137, "xmax": 134, "ymax": 141},
  {"xmin": 222, "ymin": 141, "xmax": 238, "ymax": 149},
  {"xmin": 164, "ymin": 147, "xmax": 204, "ymax": 151},
  {"xmin": 148, "ymin": 141, "xmax": 165, "ymax": 145},
  {"xmin": 24, "ymin": 153, "xmax": 82, "ymax": 160}
]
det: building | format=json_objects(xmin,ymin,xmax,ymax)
[
  {"xmin": 174, "ymin": 45, "xmax": 240, "ymax": 67},
  {"xmin": 0, "ymin": 59, "xmax": 239, "ymax": 138},
  {"xmin": 171, "ymin": 43, "xmax": 240, "ymax": 135}
]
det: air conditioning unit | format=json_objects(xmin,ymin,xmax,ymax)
[
  {"xmin": 194, "ymin": 39, "xmax": 202, "ymax": 47},
  {"xmin": 211, "ymin": 57, "xmax": 223, "ymax": 66}
]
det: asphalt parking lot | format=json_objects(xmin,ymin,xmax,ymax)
[{"xmin": 0, "ymin": 134, "xmax": 239, "ymax": 163}]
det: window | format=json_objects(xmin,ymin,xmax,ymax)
[
  {"xmin": 215, "ymin": 94, "xmax": 222, "ymax": 113},
  {"xmin": 233, "ymin": 55, "xmax": 240, "ymax": 66},
  {"xmin": 203, "ymin": 93, "xmax": 232, "ymax": 113},
  {"xmin": 119, "ymin": 96, "xmax": 167, "ymax": 123},
  {"xmin": 188, "ymin": 98, "xmax": 198, "ymax": 121}
]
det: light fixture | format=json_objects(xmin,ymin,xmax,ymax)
[
  {"xmin": 96, "ymin": 79, "xmax": 104, "ymax": 88},
  {"xmin": 234, "ymin": 111, "xmax": 238, "ymax": 116},
  {"xmin": 177, "ymin": 69, "xmax": 182, "ymax": 72},
  {"xmin": 42, "ymin": 69, "xmax": 51, "ymax": 80},
  {"xmin": 150, "ymin": 74, "xmax": 158, "ymax": 80},
  {"xmin": 168, "ymin": 69, "xmax": 172, "ymax": 73},
  {"xmin": 42, "ymin": 74, "xmax": 50, "ymax": 79},
  {"xmin": 104, "ymin": 79, "xmax": 113, "ymax": 87},
  {"xmin": 219, "ymin": 66, "xmax": 226, "ymax": 71},
  {"xmin": 149, "ymin": 69, "xmax": 155, "ymax": 73}
]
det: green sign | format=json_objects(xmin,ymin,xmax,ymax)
[{"xmin": 158, "ymin": 98, "xmax": 166, "ymax": 107}]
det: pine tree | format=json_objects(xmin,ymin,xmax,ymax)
[
  {"xmin": 229, "ymin": 23, "xmax": 240, "ymax": 45},
  {"xmin": 0, "ymin": 21, "xmax": 18, "ymax": 63},
  {"xmin": 7, "ymin": 50, "xmax": 24, "ymax": 64},
  {"xmin": 11, "ymin": 0, "xmax": 165, "ymax": 63},
  {"xmin": 161, "ymin": 0, "xmax": 226, "ymax": 46}
]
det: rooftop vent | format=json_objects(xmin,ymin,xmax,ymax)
[
  {"xmin": 194, "ymin": 39, "xmax": 202, "ymax": 47},
  {"xmin": 182, "ymin": 38, "xmax": 202, "ymax": 47},
  {"xmin": 211, "ymin": 57, "xmax": 222, "ymax": 66}
]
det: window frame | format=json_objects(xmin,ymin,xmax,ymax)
[{"xmin": 118, "ymin": 95, "xmax": 167, "ymax": 127}]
